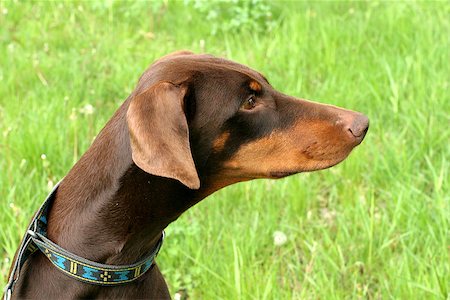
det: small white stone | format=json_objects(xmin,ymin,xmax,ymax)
[
  {"xmin": 173, "ymin": 293, "xmax": 181, "ymax": 300},
  {"xmin": 273, "ymin": 231, "xmax": 287, "ymax": 246},
  {"xmin": 80, "ymin": 104, "xmax": 95, "ymax": 115}
]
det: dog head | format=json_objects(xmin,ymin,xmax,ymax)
[{"xmin": 126, "ymin": 51, "xmax": 368, "ymax": 191}]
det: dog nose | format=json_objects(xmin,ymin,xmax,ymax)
[{"xmin": 345, "ymin": 113, "xmax": 369, "ymax": 143}]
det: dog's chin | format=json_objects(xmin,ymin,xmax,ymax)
[
  {"xmin": 268, "ymin": 171, "xmax": 299, "ymax": 179},
  {"xmin": 267, "ymin": 156, "xmax": 350, "ymax": 179}
]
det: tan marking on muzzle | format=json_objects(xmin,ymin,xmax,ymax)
[{"xmin": 222, "ymin": 119, "xmax": 356, "ymax": 178}]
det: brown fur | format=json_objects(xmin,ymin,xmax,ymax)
[{"xmin": 9, "ymin": 51, "xmax": 368, "ymax": 299}]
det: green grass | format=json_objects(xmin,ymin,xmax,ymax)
[{"xmin": 1, "ymin": 1, "xmax": 448, "ymax": 299}]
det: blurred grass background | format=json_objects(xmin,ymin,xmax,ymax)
[{"xmin": 0, "ymin": 1, "xmax": 448, "ymax": 299}]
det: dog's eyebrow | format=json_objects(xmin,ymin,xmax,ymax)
[{"xmin": 249, "ymin": 80, "xmax": 262, "ymax": 93}]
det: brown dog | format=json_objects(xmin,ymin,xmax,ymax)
[{"xmin": 8, "ymin": 51, "xmax": 368, "ymax": 299}]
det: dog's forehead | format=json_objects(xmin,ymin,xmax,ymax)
[
  {"xmin": 136, "ymin": 54, "xmax": 269, "ymax": 96},
  {"xmin": 188, "ymin": 55, "xmax": 268, "ymax": 83},
  {"xmin": 153, "ymin": 54, "xmax": 266, "ymax": 83},
  {"xmin": 163, "ymin": 53, "xmax": 249, "ymax": 70}
]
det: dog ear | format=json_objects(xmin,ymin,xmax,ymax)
[{"xmin": 126, "ymin": 81, "xmax": 200, "ymax": 189}]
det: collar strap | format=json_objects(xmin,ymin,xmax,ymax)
[
  {"xmin": 30, "ymin": 231, "xmax": 164, "ymax": 285},
  {"xmin": 4, "ymin": 181, "xmax": 164, "ymax": 299}
]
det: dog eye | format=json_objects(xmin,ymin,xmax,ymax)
[{"xmin": 242, "ymin": 96, "xmax": 256, "ymax": 110}]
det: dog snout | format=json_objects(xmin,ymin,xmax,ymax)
[{"xmin": 344, "ymin": 113, "xmax": 369, "ymax": 143}]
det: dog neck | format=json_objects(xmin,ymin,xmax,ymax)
[{"xmin": 46, "ymin": 102, "xmax": 212, "ymax": 267}]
